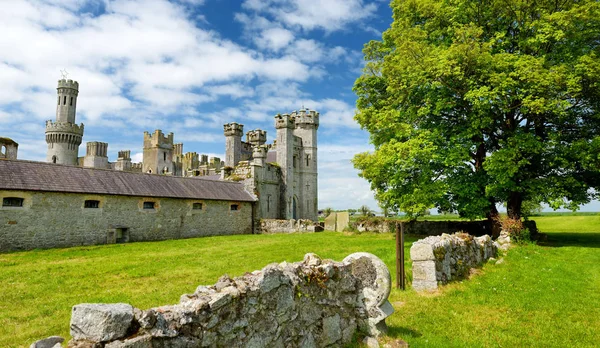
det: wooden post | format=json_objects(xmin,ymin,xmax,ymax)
[{"xmin": 396, "ymin": 222, "xmax": 406, "ymax": 290}]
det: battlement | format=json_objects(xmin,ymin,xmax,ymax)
[
  {"xmin": 174, "ymin": 143, "xmax": 183, "ymax": 156},
  {"xmin": 224, "ymin": 122, "xmax": 244, "ymax": 137},
  {"xmin": 144, "ymin": 129, "xmax": 174, "ymax": 148},
  {"xmin": 131, "ymin": 162, "xmax": 143, "ymax": 170},
  {"xmin": 292, "ymin": 108, "xmax": 319, "ymax": 128},
  {"xmin": 118, "ymin": 150, "xmax": 131, "ymax": 160},
  {"xmin": 184, "ymin": 152, "xmax": 198, "ymax": 161},
  {"xmin": 45, "ymin": 120, "xmax": 84, "ymax": 136},
  {"xmin": 57, "ymin": 79, "xmax": 79, "ymax": 90},
  {"xmin": 253, "ymin": 145, "xmax": 268, "ymax": 158},
  {"xmin": 274, "ymin": 114, "xmax": 294, "ymax": 129},
  {"xmin": 200, "ymin": 154, "xmax": 209, "ymax": 164},
  {"xmin": 86, "ymin": 142, "xmax": 108, "ymax": 157},
  {"xmin": 247, "ymin": 129, "xmax": 267, "ymax": 146}
]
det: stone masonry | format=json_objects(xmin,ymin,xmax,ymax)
[
  {"xmin": 410, "ymin": 233, "xmax": 497, "ymax": 291},
  {"xmin": 36, "ymin": 252, "xmax": 393, "ymax": 348}
]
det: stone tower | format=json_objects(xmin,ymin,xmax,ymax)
[
  {"xmin": 0, "ymin": 137, "xmax": 18, "ymax": 160},
  {"xmin": 247, "ymin": 129, "xmax": 266, "ymax": 147},
  {"xmin": 83, "ymin": 142, "xmax": 109, "ymax": 169},
  {"xmin": 45, "ymin": 79, "xmax": 84, "ymax": 165},
  {"xmin": 224, "ymin": 122, "xmax": 243, "ymax": 167},
  {"xmin": 292, "ymin": 109, "xmax": 319, "ymax": 221},
  {"xmin": 275, "ymin": 113, "xmax": 295, "ymax": 219},
  {"xmin": 143, "ymin": 130, "xmax": 174, "ymax": 174}
]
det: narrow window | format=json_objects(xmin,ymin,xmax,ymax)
[
  {"xmin": 57, "ymin": 96, "xmax": 60, "ymax": 105},
  {"xmin": 230, "ymin": 204, "xmax": 239, "ymax": 211},
  {"xmin": 164, "ymin": 152, "xmax": 167, "ymax": 161},
  {"xmin": 193, "ymin": 202, "xmax": 203, "ymax": 210},
  {"xmin": 306, "ymin": 154, "xmax": 310, "ymax": 167},
  {"xmin": 293, "ymin": 156, "xmax": 297, "ymax": 168},
  {"xmin": 70, "ymin": 97, "xmax": 73, "ymax": 106},
  {"xmin": 84, "ymin": 200, "xmax": 100, "ymax": 208},
  {"xmin": 143, "ymin": 201, "xmax": 155, "ymax": 209},
  {"xmin": 2, "ymin": 197, "xmax": 24, "ymax": 207},
  {"xmin": 63, "ymin": 96, "xmax": 66, "ymax": 105},
  {"xmin": 267, "ymin": 195, "xmax": 271, "ymax": 212}
]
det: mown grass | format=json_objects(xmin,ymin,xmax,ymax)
[{"xmin": 2, "ymin": 215, "xmax": 600, "ymax": 347}]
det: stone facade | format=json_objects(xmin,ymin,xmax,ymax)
[
  {"xmin": 36, "ymin": 252, "xmax": 393, "ymax": 347},
  {"xmin": 46, "ymin": 79, "xmax": 83, "ymax": 165},
  {"xmin": 0, "ymin": 190, "xmax": 253, "ymax": 252},
  {"xmin": 410, "ymin": 233, "xmax": 497, "ymax": 291},
  {"xmin": 222, "ymin": 109, "xmax": 319, "ymax": 222}
]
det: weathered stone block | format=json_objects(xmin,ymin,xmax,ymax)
[
  {"xmin": 410, "ymin": 242, "xmax": 435, "ymax": 261},
  {"xmin": 412, "ymin": 261, "xmax": 437, "ymax": 282},
  {"xmin": 70, "ymin": 303, "xmax": 133, "ymax": 342},
  {"xmin": 324, "ymin": 213, "xmax": 336, "ymax": 231},
  {"xmin": 29, "ymin": 336, "xmax": 64, "ymax": 348},
  {"xmin": 336, "ymin": 212, "xmax": 350, "ymax": 232}
]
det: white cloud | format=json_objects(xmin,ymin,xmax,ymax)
[
  {"xmin": 241, "ymin": 0, "xmax": 378, "ymax": 33},
  {"xmin": 255, "ymin": 27, "xmax": 295, "ymax": 51},
  {"xmin": 0, "ymin": 0, "xmax": 314, "ymax": 126}
]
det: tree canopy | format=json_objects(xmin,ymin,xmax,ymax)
[{"xmin": 353, "ymin": 0, "xmax": 600, "ymax": 220}]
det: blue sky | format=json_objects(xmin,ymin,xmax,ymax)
[
  {"xmin": 1, "ymin": 0, "xmax": 597, "ymax": 213},
  {"xmin": 0, "ymin": 0, "xmax": 392, "ymax": 210}
]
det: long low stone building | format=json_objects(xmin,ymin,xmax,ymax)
[{"xmin": 0, "ymin": 160, "xmax": 256, "ymax": 252}]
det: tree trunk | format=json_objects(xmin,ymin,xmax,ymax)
[{"xmin": 507, "ymin": 192, "xmax": 523, "ymax": 220}]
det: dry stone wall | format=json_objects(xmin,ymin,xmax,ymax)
[
  {"xmin": 40, "ymin": 252, "xmax": 393, "ymax": 348},
  {"xmin": 411, "ymin": 233, "xmax": 497, "ymax": 291},
  {"xmin": 259, "ymin": 219, "xmax": 323, "ymax": 234}
]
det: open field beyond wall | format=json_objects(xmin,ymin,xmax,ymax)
[{"xmin": 0, "ymin": 214, "xmax": 599, "ymax": 347}]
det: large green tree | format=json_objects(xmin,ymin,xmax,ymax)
[{"xmin": 353, "ymin": 0, "xmax": 600, "ymax": 220}]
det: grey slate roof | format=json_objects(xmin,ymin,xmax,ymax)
[{"xmin": 0, "ymin": 159, "xmax": 256, "ymax": 202}]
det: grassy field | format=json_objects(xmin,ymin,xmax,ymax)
[{"xmin": 1, "ymin": 215, "xmax": 599, "ymax": 347}]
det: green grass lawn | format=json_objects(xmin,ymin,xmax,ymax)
[{"xmin": 1, "ymin": 215, "xmax": 600, "ymax": 347}]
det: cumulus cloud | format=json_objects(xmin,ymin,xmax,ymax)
[
  {"xmin": 241, "ymin": 0, "xmax": 377, "ymax": 32},
  {"xmin": 0, "ymin": 0, "xmax": 314, "ymax": 129}
]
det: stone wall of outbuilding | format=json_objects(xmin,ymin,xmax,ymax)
[
  {"xmin": 0, "ymin": 190, "xmax": 253, "ymax": 252},
  {"xmin": 410, "ymin": 233, "xmax": 497, "ymax": 291},
  {"xmin": 34, "ymin": 252, "xmax": 393, "ymax": 348}
]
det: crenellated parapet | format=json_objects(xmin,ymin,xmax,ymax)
[
  {"xmin": 252, "ymin": 145, "xmax": 267, "ymax": 159},
  {"xmin": 292, "ymin": 108, "xmax": 319, "ymax": 129},
  {"xmin": 86, "ymin": 142, "xmax": 108, "ymax": 157},
  {"xmin": 224, "ymin": 122, "xmax": 244, "ymax": 137},
  {"xmin": 45, "ymin": 120, "xmax": 84, "ymax": 136},
  {"xmin": 247, "ymin": 129, "xmax": 267, "ymax": 146},
  {"xmin": 143, "ymin": 130, "xmax": 174, "ymax": 149},
  {"xmin": 118, "ymin": 150, "xmax": 131, "ymax": 160},
  {"xmin": 57, "ymin": 79, "xmax": 79, "ymax": 90},
  {"xmin": 274, "ymin": 113, "xmax": 294, "ymax": 129}
]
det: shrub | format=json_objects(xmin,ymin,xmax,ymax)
[{"xmin": 494, "ymin": 215, "xmax": 531, "ymax": 244}]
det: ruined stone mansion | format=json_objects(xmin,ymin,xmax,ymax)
[{"xmin": 0, "ymin": 79, "xmax": 319, "ymax": 252}]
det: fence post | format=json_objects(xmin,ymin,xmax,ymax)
[{"xmin": 396, "ymin": 222, "xmax": 406, "ymax": 290}]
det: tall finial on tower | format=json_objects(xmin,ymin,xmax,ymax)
[{"xmin": 60, "ymin": 69, "xmax": 69, "ymax": 79}]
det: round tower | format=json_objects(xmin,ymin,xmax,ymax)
[{"xmin": 46, "ymin": 79, "xmax": 84, "ymax": 165}]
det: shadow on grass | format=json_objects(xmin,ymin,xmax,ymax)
[
  {"xmin": 539, "ymin": 232, "xmax": 600, "ymax": 248},
  {"xmin": 387, "ymin": 325, "xmax": 422, "ymax": 339}
]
